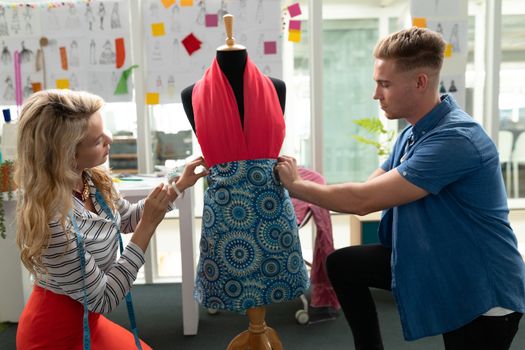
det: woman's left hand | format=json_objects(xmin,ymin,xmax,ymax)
[{"xmin": 167, "ymin": 156, "xmax": 209, "ymax": 201}]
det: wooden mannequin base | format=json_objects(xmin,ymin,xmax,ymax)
[{"xmin": 226, "ymin": 307, "xmax": 283, "ymax": 350}]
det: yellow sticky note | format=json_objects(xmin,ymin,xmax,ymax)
[
  {"xmin": 146, "ymin": 92, "xmax": 160, "ymax": 105},
  {"xmin": 444, "ymin": 43, "xmax": 453, "ymax": 57},
  {"xmin": 56, "ymin": 79, "xmax": 70, "ymax": 89},
  {"xmin": 288, "ymin": 29, "xmax": 301, "ymax": 43},
  {"xmin": 161, "ymin": 0, "xmax": 176, "ymax": 8},
  {"xmin": 180, "ymin": 0, "xmax": 193, "ymax": 6},
  {"xmin": 412, "ymin": 17, "xmax": 427, "ymax": 28},
  {"xmin": 151, "ymin": 23, "xmax": 166, "ymax": 37}
]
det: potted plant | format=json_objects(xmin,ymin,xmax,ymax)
[
  {"xmin": 0, "ymin": 160, "xmax": 15, "ymax": 239},
  {"xmin": 352, "ymin": 117, "xmax": 395, "ymax": 157}
]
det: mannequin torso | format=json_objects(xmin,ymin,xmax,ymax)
[{"xmin": 181, "ymin": 49, "xmax": 286, "ymax": 134}]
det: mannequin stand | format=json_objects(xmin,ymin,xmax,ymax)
[{"xmin": 226, "ymin": 307, "xmax": 283, "ymax": 350}]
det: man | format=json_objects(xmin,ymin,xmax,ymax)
[{"xmin": 275, "ymin": 27, "xmax": 525, "ymax": 350}]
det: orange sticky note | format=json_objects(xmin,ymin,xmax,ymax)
[
  {"xmin": 180, "ymin": 0, "xmax": 193, "ymax": 6},
  {"xmin": 444, "ymin": 43, "xmax": 453, "ymax": 57},
  {"xmin": 288, "ymin": 29, "xmax": 301, "ymax": 43},
  {"xmin": 151, "ymin": 23, "xmax": 166, "ymax": 37},
  {"xmin": 56, "ymin": 79, "xmax": 70, "ymax": 89},
  {"xmin": 59, "ymin": 46, "xmax": 68, "ymax": 70},
  {"xmin": 115, "ymin": 37, "xmax": 125, "ymax": 68},
  {"xmin": 412, "ymin": 17, "xmax": 427, "ymax": 28},
  {"xmin": 31, "ymin": 82, "xmax": 42, "ymax": 92},
  {"xmin": 146, "ymin": 92, "xmax": 160, "ymax": 105},
  {"xmin": 161, "ymin": 0, "xmax": 176, "ymax": 8}
]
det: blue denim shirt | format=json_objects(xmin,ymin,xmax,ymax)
[{"xmin": 380, "ymin": 94, "xmax": 525, "ymax": 340}]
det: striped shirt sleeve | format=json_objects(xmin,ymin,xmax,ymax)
[{"xmin": 39, "ymin": 216, "xmax": 145, "ymax": 314}]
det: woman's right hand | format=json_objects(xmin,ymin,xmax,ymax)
[{"xmin": 131, "ymin": 183, "xmax": 171, "ymax": 251}]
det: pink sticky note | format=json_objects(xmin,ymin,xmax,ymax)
[
  {"xmin": 289, "ymin": 20, "xmax": 301, "ymax": 31},
  {"xmin": 264, "ymin": 41, "xmax": 277, "ymax": 55},
  {"xmin": 288, "ymin": 3, "xmax": 302, "ymax": 17},
  {"xmin": 205, "ymin": 14, "xmax": 218, "ymax": 27}
]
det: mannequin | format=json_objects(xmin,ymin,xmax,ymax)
[
  {"xmin": 181, "ymin": 50, "xmax": 286, "ymax": 133},
  {"xmin": 181, "ymin": 15, "xmax": 308, "ymax": 350}
]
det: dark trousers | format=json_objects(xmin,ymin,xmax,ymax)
[{"xmin": 326, "ymin": 244, "xmax": 522, "ymax": 350}]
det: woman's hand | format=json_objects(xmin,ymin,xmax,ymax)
[
  {"xmin": 141, "ymin": 183, "xmax": 171, "ymax": 228},
  {"xmin": 275, "ymin": 155, "xmax": 302, "ymax": 195},
  {"xmin": 131, "ymin": 183, "xmax": 171, "ymax": 251},
  {"xmin": 167, "ymin": 156, "xmax": 209, "ymax": 201}
]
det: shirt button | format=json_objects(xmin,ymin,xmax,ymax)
[
  {"xmin": 403, "ymin": 171, "xmax": 407, "ymax": 176},
  {"xmin": 422, "ymin": 131, "xmax": 426, "ymax": 134}
]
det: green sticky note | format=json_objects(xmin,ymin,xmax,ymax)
[{"xmin": 114, "ymin": 65, "xmax": 139, "ymax": 95}]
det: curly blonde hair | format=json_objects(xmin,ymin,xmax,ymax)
[{"xmin": 15, "ymin": 89, "xmax": 118, "ymax": 277}]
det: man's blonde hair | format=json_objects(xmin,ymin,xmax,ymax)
[{"xmin": 374, "ymin": 27, "xmax": 446, "ymax": 72}]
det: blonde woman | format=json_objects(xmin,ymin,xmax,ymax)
[{"xmin": 15, "ymin": 89, "xmax": 207, "ymax": 350}]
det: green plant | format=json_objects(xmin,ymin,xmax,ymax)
[
  {"xmin": 352, "ymin": 117, "xmax": 395, "ymax": 156},
  {"xmin": 0, "ymin": 160, "xmax": 15, "ymax": 239}
]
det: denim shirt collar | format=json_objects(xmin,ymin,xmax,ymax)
[{"xmin": 410, "ymin": 94, "xmax": 458, "ymax": 142}]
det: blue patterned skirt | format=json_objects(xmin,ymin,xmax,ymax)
[{"xmin": 194, "ymin": 159, "xmax": 310, "ymax": 312}]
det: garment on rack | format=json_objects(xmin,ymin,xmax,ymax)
[
  {"xmin": 291, "ymin": 168, "xmax": 340, "ymax": 310},
  {"xmin": 192, "ymin": 57, "xmax": 309, "ymax": 312}
]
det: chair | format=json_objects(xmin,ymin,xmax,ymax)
[
  {"xmin": 512, "ymin": 132, "xmax": 525, "ymax": 198},
  {"xmin": 291, "ymin": 167, "xmax": 340, "ymax": 325},
  {"xmin": 498, "ymin": 130, "xmax": 514, "ymax": 196}
]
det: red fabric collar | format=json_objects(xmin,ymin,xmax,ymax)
[{"xmin": 192, "ymin": 56, "xmax": 285, "ymax": 167}]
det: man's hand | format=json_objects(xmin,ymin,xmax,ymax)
[{"xmin": 275, "ymin": 155, "xmax": 302, "ymax": 195}]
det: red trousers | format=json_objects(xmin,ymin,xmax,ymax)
[{"xmin": 17, "ymin": 285, "xmax": 152, "ymax": 350}]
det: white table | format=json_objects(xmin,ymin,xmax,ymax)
[
  {"xmin": 115, "ymin": 177, "xmax": 199, "ymax": 336},
  {"xmin": 0, "ymin": 177, "xmax": 200, "ymax": 336}
]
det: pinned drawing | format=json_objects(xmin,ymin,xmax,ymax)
[
  {"xmin": 256, "ymin": 33, "xmax": 264, "ymax": 58},
  {"xmin": 152, "ymin": 40, "xmax": 162, "ymax": 61},
  {"xmin": 449, "ymin": 23, "xmax": 460, "ymax": 52},
  {"xmin": 111, "ymin": 2, "xmax": 121, "ymax": 29},
  {"xmin": 11, "ymin": 7, "xmax": 21, "ymax": 35},
  {"xmin": 196, "ymin": 1, "xmax": 206, "ymax": 25},
  {"xmin": 439, "ymin": 80, "xmax": 446, "ymax": 94},
  {"xmin": 1, "ymin": 41, "xmax": 11, "ymax": 65},
  {"xmin": 156, "ymin": 75, "xmax": 163, "ymax": 90},
  {"xmin": 85, "ymin": 2, "xmax": 95, "ymax": 31},
  {"xmin": 173, "ymin": 38, "xmax": 180, "ymax": 63},
  {"xmin": 23, "ymin": 76, "xmax": 33, "ymax": 98},
  {"xmin": 448, "ymin": 79, "xmax": 457, "ymax": 92},
  {"xmin": 218, "ymin": 0, "xmax": 228, "ymax": 19},
  {"xmin": 436, "ymin": 22, "xmax": 443, "ymax": 35},
  {"xmin": 167, "ymin": 75, "xmax": 175, "ymax": 97},
  {"xmin": 170, "ymin": 5, "xmax": 181, "ymax": 32},
  {"xmin": 70, "ymin": 40, "xmax": 79, "ymax": 67},
  {"xmin": 4, "ymin": 76, "xmax": 14, "ymax": 100},
  {"xmin": 70, "ymin": 72, "xmax": 79, "ymax": 90},
  {"xmin": 19, "ymin": 41, "xmax": 34, "ymax": 63},
  {"xmin": 65, "ymin": 4, "xmax": 81, "ymax": 29},
  {"xmin": 99, "ymin": 39, "xmax": 115, "ymax": 65},
  {"xmin": 239, "ymin": 0, "xmax": 247, "ymax": 20},
  {"xmin": 23, "ymin": 7, "xmax": 33, "ymax": 35},
  {"xmin": 0, "ymin": 7, "xmax": 8, "ymax": 36},
  {"xmin": 439, "ymin": 75, "xmax": 465, "ymax": 108},
  {"xmin": 98, "ymin": 3, "xmax": 106, "ymax": 30},
  {"xmin": 89, "ymin": 39, "xmax": 97, "ymax": 65},
  {"xmin": 427, "ymin": 20, "xmax": 467, "ymax": 55},
  {"xmin": 256, "ymin": 0, "xmax": 264, "ymax": 24},
  {"xmin": 88, "ymin": 73, "xmax": 103, "ymax": 92},
  {"xmin": 150, "ymin": 2, "xmax": 160, "ymax": 19},
  {"xmin": 44, "ymin": 7, "xmax": 60, "ymax": 31}
]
